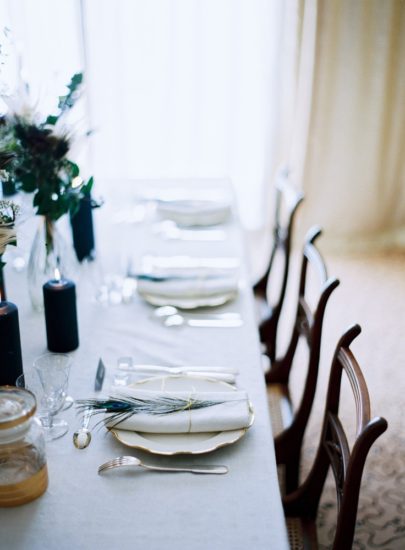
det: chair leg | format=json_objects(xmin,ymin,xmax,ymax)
[
  {"xmin": 259, "ymin": 315, "xmax": 277, "ymax": 363},
  {"xmin": 275, "ymin": 430, "xmax": 301, "ymax": 494},
  {"xmin": 282, "ymin": 455, "xmax": 301, "ymax": 495}
]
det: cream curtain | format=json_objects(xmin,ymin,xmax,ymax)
[{"xmin": 276, "ymin": 0, "xmax": 405, "ymax": 251}]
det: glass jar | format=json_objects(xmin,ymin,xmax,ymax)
[{"xmin": 0, "ymin": 386, "xmax": 48, "ymax": 507}]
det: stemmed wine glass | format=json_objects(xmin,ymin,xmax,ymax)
[{"xmin": 16, "ymin": 353, "xmax": 71, "ymax": 441}]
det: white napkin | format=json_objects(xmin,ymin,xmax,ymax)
[
  {"xmin": 156, "ymin": 199, "xmax": 231, "ymax": 226},
  {"xmin": 137, "ymin": 271, "xmax": 239, "ymax": 299},
  {"xmin": 106, "ymin": 386, "xmax": 251, "ymax": 433}
]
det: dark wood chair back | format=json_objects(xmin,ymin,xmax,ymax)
[
  {"xmin": 254, "ymin": 168, "xmax": 304, "ymax": 362},
  {"xmin": 283, "ymin": 325, "xmax": 388, "ymax": 549},
  {"xmin": 268, "ymin": 226, "xmax": 340, "ymax": 492}
]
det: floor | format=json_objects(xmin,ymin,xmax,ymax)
[{"xmin": 247, "ymin": 235, "xmax": 405, "ymax": 549}]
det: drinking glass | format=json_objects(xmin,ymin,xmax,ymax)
[{"xmin": 16, "ymin": 353, "xmax": 71, "ymax": 441}]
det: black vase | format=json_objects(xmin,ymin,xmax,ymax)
[{"xmin": 70, "ymin": 194, "xmax": 95, "ymax": 262}]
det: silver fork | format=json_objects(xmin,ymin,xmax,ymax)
[{"xmin": 98, "ymin": 455, "xmax": 228, "ymax": 475}]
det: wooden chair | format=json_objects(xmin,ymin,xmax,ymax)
[
  {"xmin": 283, "ymin": 324, "xmax": 388, "ymax": 549},
  {"xmin": 267, "ymin": 226, "xmax": 340, "ymax": 494},
  {"xmin": 253, "ymin": 168, "xmax": 304, "ymax": 362}
]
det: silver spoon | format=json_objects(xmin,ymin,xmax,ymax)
[
  {"xmin": 153, "ymin": 305, "xmax": 241, "ymax": 320},
  {"xmin": 163, "ymin": 314, "xmax": 243, "ymax": 328},
  {"xmin": 73, "ymin": 408, "xmax": 92, "ymax": 449},
  {"xmin": 98, "ymin": 455, "xmax": 228, "ymax": 475},
  {"xmin": 153, "ymin": 305, "xmax": 178, "ymax": 317}
]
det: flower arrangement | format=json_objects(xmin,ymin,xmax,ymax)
[
  {"xmin": 0, "ymin": 71, "xmax": 94, "ymax": 308},
  {"xmin": 0, "ymin": 198, "xmax": 20, "ymax": 300},
  {"xmin": 0, "ymin": 105, "xmax": 19, "ymax": 300},
  {"xmin": 0, "ymin": 151, "xmax": 19, "ymax": 260},
  {"xmin": 2, "ymin": 72, "xmax": 93, "ymax": 221}
]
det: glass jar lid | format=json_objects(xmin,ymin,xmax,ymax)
[{"xmin": 0, "ymin": 387, "xmax": 36, "ymax": 430}]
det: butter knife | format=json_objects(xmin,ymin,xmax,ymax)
[{"xmin": 94, "ymin": 358, "xmax": 106, "ymax": 392}]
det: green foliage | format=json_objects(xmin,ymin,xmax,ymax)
[
  {"xmin": 0, "ymin": 72, "xmax": 94, "ymax": 221},
  {"xmin": 57, "ymin": 72, "xmax": 83, "ymax": 113},
  {"xmin": 0, "ymin": 150, "xmax": 14, "ymax": 170}
]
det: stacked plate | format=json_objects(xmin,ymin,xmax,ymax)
[{"xmin": 131, "ymin": 255, "xmax": 241, "ymax": 308}]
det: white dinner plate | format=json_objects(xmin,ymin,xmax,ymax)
[
  {"xmin": 137, "ymin": 289, "xmax": 238, "ymax": 309},
  {"xmin": 156, "ymin": 199, "xmax": 231, "ymax": 226},
  {"xmin": 110, "ymin": 375, "xmax": 254, "ymax": 455}
]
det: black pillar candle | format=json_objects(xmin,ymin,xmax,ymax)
[
  {"xmin": 43, "ymin": 277, "xmax": 79, "ymax": 352},
  {"xmin": 0, "ymin": 263, "xmax": 6, "ymax": 302},
  {"xmin": 0, "ymin": 301, "xmax": 23, "ymax": 385},
  {"xmin": 1, "ymin": 179, "xmax": 17, "ymax": 197},
  {"xmin": 70, "ymin": 194, "xmax": 95, "ymax": 262}
]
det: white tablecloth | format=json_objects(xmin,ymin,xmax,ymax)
[{"xmin": 0, "ymin": 179, "xmax": 289, "ymax": 550}]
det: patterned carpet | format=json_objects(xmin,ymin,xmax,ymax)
[{"xmin": 250, "ymin": 242, "xmax": 405, "ymax": 549}]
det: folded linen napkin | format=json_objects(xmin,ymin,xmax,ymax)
[
  {"xmin": 136, "ymin": 268, "xmax": 239, "ymax": 299},
  {"xmin": 106, "ymin": 386, "xmax": 251, "ymax": 433},
  {"xmin": 156, "ymin": 199, "xmax": 231, "ymax": 226}
]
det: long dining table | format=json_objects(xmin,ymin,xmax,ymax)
[{"xmin": 0, "ymin": 179, "xmax": 289, "ymax": 550}]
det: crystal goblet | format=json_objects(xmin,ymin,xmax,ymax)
[{"xmin": 16, "ymin": 353, "xmax": 71, "ymax": 441}]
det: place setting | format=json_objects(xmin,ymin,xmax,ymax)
[
  {"xmin": 128, "ymin": 253, "xmax": 242, "ymax": 312},
  {"xmin": 71, "ymin": 354, "xmax": 254, "ymax": 475},
  {"xmin": 145, "ymin": 187, "xmax": 233, "ymax": 242}
]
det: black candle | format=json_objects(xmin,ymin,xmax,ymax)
[
  {"xmin": 43, "ymin": 277, "xmax": 79, "ymax": 352},
  {"xmin": 0, "ymin": 262, "xmax": 6, "ymax": 302},
  {"xmin": 0, "ymin": 301, "xmax": 23, "ymax": 385},
  {"xmin": 1, "ymin": 179, "xmax": 17, "ymax": 197}
]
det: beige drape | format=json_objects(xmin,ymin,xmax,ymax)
[{"xmin": 274, "ymin": 0, "xmax": 405, "ymax": 251}]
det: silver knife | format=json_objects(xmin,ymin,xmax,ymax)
[
  {"xmin": 117, "ymin": 364, "xmax": 239, "ymax": 375},
  {"xmin": 94, "ymin": 358, "xmax": 106, "ymax": 391}
]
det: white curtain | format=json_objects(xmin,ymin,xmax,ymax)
[
  {"xmin": 276, "ymin": 0, "xmax": 405, "ymax": 250},
  {"xmin": 0, "ymin": 0, "xmax": 283, "ymax": 230}
]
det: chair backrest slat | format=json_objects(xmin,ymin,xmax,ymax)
[
  {"xmin": 323, "ymin": 413, "xmax": 350, "ymax": 508},
  {"xmin": 337, "ymin": 348, "xmax": 371, "ymax": 435}
]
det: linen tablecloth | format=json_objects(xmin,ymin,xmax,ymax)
[{"xmin": 0, "ymin": 179, "xmax": 289, "ymax": 550}]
